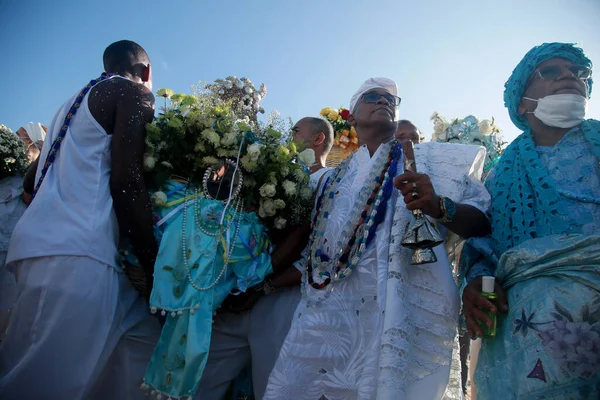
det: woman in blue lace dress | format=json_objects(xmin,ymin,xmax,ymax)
[{"xmin": 460, "ymin": 43, "xmax": 600, "ymax": 399}]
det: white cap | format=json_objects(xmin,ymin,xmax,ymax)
[
  {"xmin": 23, "ymin": 122, "xmax": 46, "ymax": 143},
  {"xmin": 349, "ymin": 77, "xmax": 398, "ymax": 114},
  {"xmin": 482, "ymin": 276, "xmax": 495, "ymax": 293}
]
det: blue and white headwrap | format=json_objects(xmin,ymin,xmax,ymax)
[
  {"xmin": 503, "ymin": 42, "xmax": 593, "ymax": 131},
  {"xmin": 489, "ymin": 43, "xmax": 600, "ymax": 254}
]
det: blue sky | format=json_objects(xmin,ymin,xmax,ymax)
[{"xmin": 1, "ymin": 0, "xmax": 598, "ymax": 144}]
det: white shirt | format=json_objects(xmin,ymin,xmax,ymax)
[
  {"xmin": 7, "ymin": 77, "xmax": 122, "ymax": 268},
  {"xmin": 265, "ymin": 142, "xmax": 490, "ymax": 400}
]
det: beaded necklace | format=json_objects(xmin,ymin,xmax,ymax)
[
  {"xmin": 32, "ymin": 73, "xmax": 115, "ymax": 199},
  {"xmin": 307, "ymin": 140, "xmax": 402, "ymax": 290},
  {"xmin": 181, "ymin": 188, "xmax": 244, "ymax": 291}
]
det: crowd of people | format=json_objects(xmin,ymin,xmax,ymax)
[{"xmin": 0, "ymin": 39, "xmax": 597, "ymax": 400}]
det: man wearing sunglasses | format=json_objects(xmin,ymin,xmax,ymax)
[
  {"xmin": 263, "ymin": 77, "xmax": 491, "ymax": 399},
  {"xmin": 460, "ymin": 43, "xmax": 599, "ymax": 399}
]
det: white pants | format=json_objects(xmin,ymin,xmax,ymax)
[
  {"xmin": 195, "ymin": 287, "xmax": 301, "ymax": 400},
  {"xmin": 0, "ymin": 256, "xmax": 161, "ymax": 400}
]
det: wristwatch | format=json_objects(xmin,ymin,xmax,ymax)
[{"xmin": 438, "ymin": 196, "xmax": 457, "ymax": 224}]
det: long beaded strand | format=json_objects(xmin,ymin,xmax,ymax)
[
  {"xmin": 307, "ymin": 141, "xmax": 402, "ymax": 289},
  {"xmin": 181, "ymin": 188, "xmax": 244, "ymax": 291}
]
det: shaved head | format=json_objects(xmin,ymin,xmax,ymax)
[
  {"xmin": 103, "ymin": 40, "xmax": 150, "ymax": 74},
  {"xmin": 305, "ymin": 117, "xmax": 334, "ymax": 153}
]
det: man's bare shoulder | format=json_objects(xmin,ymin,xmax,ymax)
[
  {"xmin": 95, "ymin": 78, "xmax": 154, "ymax": 105},
  {"xmin": 89, "ymin": 78, "xmax": 154, "ymax": 134}
]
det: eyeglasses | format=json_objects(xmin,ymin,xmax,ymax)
[
  {"xmin": 362, "ymin": 92, "xmax": 402, "ymax": 107},
  {"xmin": 533, "ymin": 64, "xmax": 592, "ymax": 81}
]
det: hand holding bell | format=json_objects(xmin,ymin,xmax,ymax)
[{"xmin": 393, "ymin": 141, "xmax": 443, "ymax": 264}]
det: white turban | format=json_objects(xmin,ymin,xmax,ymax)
[
  {"xmin": 23, "ymin": 122, "xmax": 46, "ymax": 143},
  {"xmin": 349, "ymin": 77, "xmax": 398, "ymax": 114}
]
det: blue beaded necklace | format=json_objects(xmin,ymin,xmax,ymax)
[
  {"xmin": 308, "ymin": 140, "xmax": 402, "ymax": 289},
  {"xmin": 32, "ymin": 73, "xmax": 115, "ymax": 199}
]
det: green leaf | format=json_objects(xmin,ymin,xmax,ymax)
[
  {"xmin": 554, "ymin": 301, "xmax": 573, "ymax": 322},
  {"xmin": 550, "ymin": 312, "xmax": 565, "ymax": 321},
  {"xmin": 582, "ymin": 304, "xmax": 590, "ymax": 322},
  {"xmin": 587, "ymin": 306, "xmax": 600, "ymax": 325}
]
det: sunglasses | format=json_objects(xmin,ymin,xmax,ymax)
[
  {"xmin": 533, "ymin": 64, "xmax": 592, "ymax": 81},
  {"xmin": 362, "ymin": 92, "xmax": 402, "ymax": 107}
]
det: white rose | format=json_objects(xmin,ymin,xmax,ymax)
[
  {"xmin": 273, "ymin": 199, "xmax": 286, "ymax": 210},
  {"xmin": 259, "ymin": 183, "xmax": 277, "ymax": 198},
  {"xmin": 299, "ymin": 186, "xmax": 313, "ymax": 200},
  {"xmin": 282, "ymin": 180, "xmax": 297, "ymax": 196},
  {"xmin": 143, "ymin": 155, "xmax": 156, "ymax": 171},
  {"xmin": 151, "ymin": 191, "xmax": 168, "ymax": 207},
  {"xmin": 244, "ymin": 86, "xmax": 253, "ymax": 94},
  {"xmin": 259, "ymin": 198, "xmax": 276, "ymax": 217},
  {"xmin": 235, "ymin": 79, "xmax": 244, "ymax": 89},
  {"xmin": 161, "ymin": 161, "xmax": 173, "ymax": 169},
  {"xmin": 247, "ymin": 143, "xmax": 262, "ymax": 161},
  {"xmin": 220, "ymin": 131, "xmax": 238, "ymax": 147},
  {"xmin": 224, "ymin": 81, "xmax": 233, "ymax": 89},
  {"xmin": 479, "ymin": 120, "xmax": 493, "ymax": 136},
  {"xmin": 274, "ymin": 217, "xmax": 287, "ymax": 230},
  {"xmin": 298, "ymin": 149, "xmax": 316, "ymax": 167}
]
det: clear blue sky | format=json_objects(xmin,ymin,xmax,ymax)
[{"xmin": 1, "ymin": 0, "xmax": 598, "ymax": 144}]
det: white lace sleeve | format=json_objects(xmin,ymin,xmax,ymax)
[{"xmin": 460, "ymin": 175, "xmax": 490, "ymax": 214}]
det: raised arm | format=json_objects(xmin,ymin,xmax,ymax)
[
  {"xmin": 394, "ymin": 170, "xmax": 491, "ymax": 238},
  {"xmin": 110, "ymin": 83, "xmax": 157, "ymax": 283}
]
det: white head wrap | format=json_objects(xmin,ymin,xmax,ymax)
[
  {"xmin": 23, "ymin": 122, "xmax": 46, "ymax": 143},
  {"xmin": 349, "ymin": 77, "xmax": 398, "ymax": 114}
]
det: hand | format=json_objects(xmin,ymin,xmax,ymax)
[
  {"xmin": 462, "ymin": 276, "xmax": 508, "ymax": 339},
  {"xmin": 394, "ymin": 171, "xmax": 442, "ymax": 218},
  {"xmin": 221, "ymin": 287, "xmax": 264, "ymax": 314}
]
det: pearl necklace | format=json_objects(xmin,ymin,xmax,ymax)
[
  {"xmin": 181, "ymin": 188, "xmax": 244, "ymax": 291},
  {"xmin": 193, "ymin": 188, "xmax": 242, "ymax": 238},
  {"xmin": 202, "ymin": 158, "xmax": 243, "ymax": 201}
]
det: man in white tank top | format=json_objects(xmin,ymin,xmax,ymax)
[
  {"xmin": 0, "ymin": 40, "xmax": 161, "ymax": 400},
  {"xmin": 195, "ymin": 117, "xmax": 334, "ymax": 400}
]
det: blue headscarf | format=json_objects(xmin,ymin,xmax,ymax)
[
  {"xmin": 503, "ymin": 42, "xmax": 593, "ymax": 131},
  {"xmin": 489, "ymin": 43, "xmax": 600, "ymax": 255}
]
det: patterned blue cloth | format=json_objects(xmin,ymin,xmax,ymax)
[
  {"xmin": 474, "ymin": 234, "xmax": 600, "ymax": 399},
  {"xmin": 488, "ymin": 120, "xmax": 600, "ymax": 256},
  {"xmin": 141, "ymin": 180, "xmax": 273, "ymax": 399},
  {"xmin": 461, "ymin": 126, "xmax": 600, "ymax": 283},
  {"xmin": 504, "ymin": 42, "xmax": 593, "ymax": 131}
]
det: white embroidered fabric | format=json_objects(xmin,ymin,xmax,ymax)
[{"xmin": 264, "ymin": 142, "xmax": 489, "ymax": 400}]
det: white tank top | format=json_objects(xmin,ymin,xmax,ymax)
[{"xmin": 7, "ymin": 77, "xmax": 122, "ymax": 267}]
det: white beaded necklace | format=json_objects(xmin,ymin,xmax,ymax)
[{"xmin": 181, "ymin": 188, "xmax": 244, "ymax": 291}]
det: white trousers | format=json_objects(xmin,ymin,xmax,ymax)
[
  {"xmin": 195, "ymin": 286, "xmax": 301, "ymax": 400},
  {"xmin": 0, "ymin": 256, "xmax": 161, "ymax": 400}
]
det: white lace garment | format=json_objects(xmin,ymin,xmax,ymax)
[{"xmin": 264, "ymin": 142, "xmax": 489, "ymax": 400}]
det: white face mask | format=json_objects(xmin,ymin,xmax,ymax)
[{"xmin": 523, "ymin": 93, "xmax": 588, "ymax": 128}]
